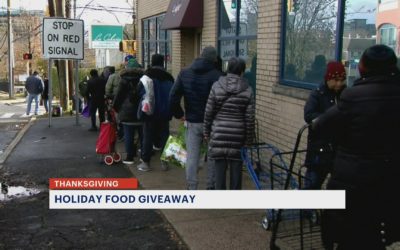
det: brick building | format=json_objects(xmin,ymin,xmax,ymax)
[{"xmin": 136, "ymin": 0, "xmax": 382, "ymax": 153}]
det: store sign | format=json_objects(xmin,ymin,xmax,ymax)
[
  {"xmin": 42, "ymin": 18, "xmax": 84, "ymax": 60},
  {"xmin": 91, "ymin": 25, "xmax": 123, "ymax": 49},
  {"xmin": 220, "ymin": 23, "xmax": 248, "ymax": 60}
]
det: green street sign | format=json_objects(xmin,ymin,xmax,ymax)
[{"xmin": 91, "ymin": 25, "xmax": 123, "ymax": 49}]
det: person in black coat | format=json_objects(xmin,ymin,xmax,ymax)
[
  {"xmin": 41, "ymin": 74, "xmax": 49, "ymax": 113},
  {"xmin": 314, "ymin": 45, "xmax": 400, "ymax": 249},
  {"xmin": 204, "ymin": 57, "xmax": 255, "ymax": 190},
  {"xmin": 86, "ymin": 69, "xmax": 106, "ymax": 131},
  {"xmin": 303, "ymin": 61, "xmax": 346, "ymax": 190}
]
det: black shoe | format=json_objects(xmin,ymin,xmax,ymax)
[
  {"xmin": 123, "ymin": 157, "xmax": 134, "ymax": 165},
  {"xmin": 88, "ymin": 127, "xmax": 98, "ymax": 132}
]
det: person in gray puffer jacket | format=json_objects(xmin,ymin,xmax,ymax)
[{"xmin": 204, "ymin": 57, "xmax": 255, "ymax": 190}]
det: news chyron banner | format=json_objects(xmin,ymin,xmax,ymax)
[{"xmin": 49, "ymin": 178, "xmax": 345, "ymax": 209}]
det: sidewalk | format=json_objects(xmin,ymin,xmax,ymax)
[
  {"xmin": 2, "ymin": 116, "xmax": 269, "ymax": 249},
  {"xmin": 126, "ymin": 141, "xmax": 268, "ymax": 249}
]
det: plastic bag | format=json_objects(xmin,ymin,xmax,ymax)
[
  {"xmin": 82, "ymin": 102, "xmax": 90, "ymax": 118},
  {"xmin": 161, "ymin": 135, "xmax": 187, "ymax": 168}
]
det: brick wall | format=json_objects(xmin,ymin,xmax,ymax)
[
  {"xmin": 202, "ymin": 0, "xmax": 218, "ymax": 48},
  {"xmin": 137, "ymin": 0, "xmax": 218, "ymax": 77},
  {"xmin": 256, "ymin": 0, "xmax": 308, "ymax": 155}
]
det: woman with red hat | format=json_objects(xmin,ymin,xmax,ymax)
[
  {"xmin": 313, "ymin": 45, "xmax": 400, "ymax": 249},
  {"xmin": 304, "ymin": 61, "xmax": 346, "ymax": 191}
]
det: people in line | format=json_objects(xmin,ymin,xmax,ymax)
[
  {"xmin": 170, "ymin": 46, "xmax": 223, "ymax": 190},
  {"xmin": 25, "ymin": 71, "xmax": 44, "ymax": 116},
  {"xmin": 204, "ymin": 57, "xmax": 255, "ymax": 190},
  {"xmin": 136, "ymin": 54, "xmax": 175, "ymax": 172},
  {"xmin": 303, "ymin": 61, "xmax": 346, "ymax": 190},
  {"xmin": 112, "ymin": 58, "xmax": 144, "ymax": 164},
  {"xmin": 313, "ymin": 45, "xmax": 400, "ymax": 249},
  {"xmin": 86, "ymin": 69, "xmax": 106, "ymax": 131}
]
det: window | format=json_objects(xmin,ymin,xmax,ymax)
[
  {"xmin": 379, "ymin": 24, "xmax": 396, "ymax": 51},
  {"xmin": 281, "ymin": 0, "xmax": 379, "ymax": 89},
  {"xmin": 219, "ymin": 0, "xmax": 258, "ymax": 94},
  {"xmin": 142, "ymin": 14, "xmax": 172, "ymax": 71}
]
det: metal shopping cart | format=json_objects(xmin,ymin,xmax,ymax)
[{"xmin": 242, "ymin": 124, "xmax": 324, "ymax": 250}]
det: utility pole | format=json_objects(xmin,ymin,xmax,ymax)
[{"xmin": 7, "ymin": 0, "xmax": 14, "ymax": 99}]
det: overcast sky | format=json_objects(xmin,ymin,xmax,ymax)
[{"xmin": 6, "ymin": 0, "xmax": 134, "ymax": 26}]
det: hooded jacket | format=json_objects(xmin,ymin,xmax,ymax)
[
  {"xmin": 169, "ymin": 58, "xmax": 223, "ymax": 122},
  {"xmin": 112, "ymin": 68, "xmax": 143, "ymax": 123},
  {"xmin": 204, "ymin": 74, "xmax": 255, "ymax": 160}
]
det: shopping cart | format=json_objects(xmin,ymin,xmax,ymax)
[
  {"xmin": 95, "ymin": 99, "xmax": 121, "ymax": 165},
  {"xmin": 242, "ymin": 124, "xmax": 324, "ymax": 250}
]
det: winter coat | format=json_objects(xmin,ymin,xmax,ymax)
[
  {"xmin": 314, "ymin": 73, "xmax": 400, "ymax": 247},
  {"xmin": 25, "ymin": 75, "xmax": 44, "ymax": 95},
  {"xmin": 304, "ymin": 82, "xmax": 342, "ymax": 170},
  {"xmin": 204, "ymin": 74, "xmax": 255, "ymax": 160},
  {"xmin": 105, "ymin": 73, "xmax": 121, "ymax": 98},
  {"xmin": 42, "ymin": 79, "xmax": 49, "ymax": 99},
  {"xmin": 169, "ymin": 58, "xmax": 223, "ymax": 123},
  {"xmin": 86, "ymin": 76, "xmax": 106, "ymax": 105},
  {"xmin": 112, "ymin": 68, "xmax": 143, "ymax": 123},
  {"xmin": 139, "ymin": 67, "xmax": 175, "ymax": 121}
]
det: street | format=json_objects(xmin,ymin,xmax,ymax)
[{"xmin": 0, "ymin": 117, "xmax": 188, "ymax": 249}]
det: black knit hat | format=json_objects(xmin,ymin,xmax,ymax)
[
  {"xmin": 151, "ymin": 54, "xmax": 164, "ymax": 67},
  {"xmin": 359, "ymin": 45, "xmax": 397, "ymax": 77}
]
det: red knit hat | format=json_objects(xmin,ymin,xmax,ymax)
[{"xmin": 324, "ymin": 61, "xmax": 346, "ymax": 81}]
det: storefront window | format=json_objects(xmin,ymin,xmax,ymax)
[
  {"xmin": 379, "ymin": 24, "xmax": 396, "ymax": 51},
  {"xmin": 281, "ymin": 0, "xmax": 380, "ymax": 89},
  {"xmin": 219, "ymin": 0, "xmax": 258, "ymax": 94},
  {"xmin": 142, "ymin": 14, "xmax": 172, "ymax": 71}
]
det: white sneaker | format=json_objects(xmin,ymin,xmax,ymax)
[
  {"xmin": 137, "ymin": 162, "xmax": 151, "ymax": 172},
  {"xmin": 123, "ymin": 158, "xmax": 134, "ymax": 165}
]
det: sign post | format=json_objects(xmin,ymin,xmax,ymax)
[{"xmin": 42, "ymin": 18, "xmax": 84, "ymax": 127}]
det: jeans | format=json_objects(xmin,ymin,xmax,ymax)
[
  {"xmin": 89, "ymin": 102, "xmax": 105, "ymax": 128},
  {"xmin": 185, "ymin": 122, "xmax": 204, "ymax": 190},
  {"xmin": 123, "ymin": 124, "xmax": 139, "ymax": 159},
  {"xmin": 141, "ymin": 120, "xmax": 169, "ymax": 162},
  {"xmin": 214, "ymin": 159, "xmax": 243, "ymax": 190},
  {"xmin": 26, "ymin": 94, "xmax": 39, "ymax": 115}
]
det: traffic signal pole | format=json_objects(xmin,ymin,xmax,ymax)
[{"xmin": 7, "ymin": 0, "xmax": 14, "ymax": 99}]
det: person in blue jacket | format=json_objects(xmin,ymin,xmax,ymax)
[{"xmin": 136, "ymin": 54, "xmax": 175, "ymax": 172}]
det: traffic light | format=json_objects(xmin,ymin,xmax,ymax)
[
  {"xmin": 23, "ymin": 53, "xmax": 32, "ymax": 60},
  {"xmin": 231, "ymin": 0, "xmax": 236, "ymax": 9}
]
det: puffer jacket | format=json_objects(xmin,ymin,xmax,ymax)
[
  {"xmin": 204, "ymin": 74, "xmax": 255, "ymax": 160},
  {"xmin": 314, "ymin": 72, "xmax": 400, "ymax": 247},
  {"xmin": 169, "ymin": 58, "xmax": 223, "ymax": 122},
  {"xmin": 112, "ymin": 68, "xmax": 143, "ymax": 123}
]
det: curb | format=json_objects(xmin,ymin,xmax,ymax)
[{"xmin": 0, "ymin": 116, "xmax": 36, "ymax": 168}]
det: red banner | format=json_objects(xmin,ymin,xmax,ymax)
[{"xmin": 49, "ymin": 178, "xmax": 138, "ymax": 190}]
